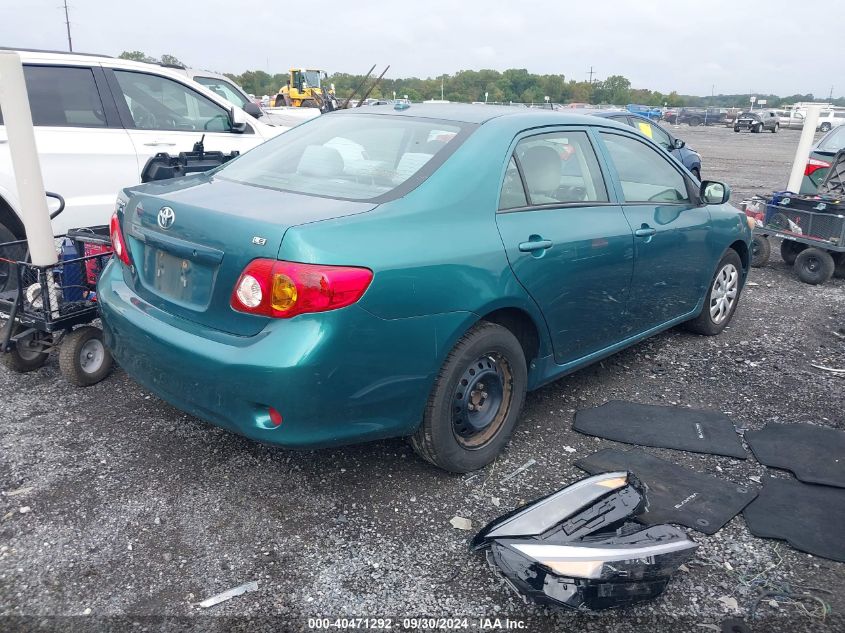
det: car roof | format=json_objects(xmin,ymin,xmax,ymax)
[{"xmin": 334, "ymin": 103, "xmax": 635, "ymax": 127}]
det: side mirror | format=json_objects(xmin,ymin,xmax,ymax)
[
  {"xmin": 700, "ymin": 180, "xmax": 731, "ymax": 205},
  {"xmin": 230, "ymin": 107, "xmax": 248, "ymax": 133},
  {"xmin": 243, "ymin": 102, "xmax": 263, "ymax": 119},
  {"xmin": 672, "ymin": 138, "xmax": 685, "ymax": 150}
]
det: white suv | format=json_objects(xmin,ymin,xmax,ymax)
[
  {"xmin": 0, "ymin": 49, "xmax": 286, "ymax": 239},
  {"xmin": 816, "ymin": 109, "xmax": 845, "ymax": 133}
]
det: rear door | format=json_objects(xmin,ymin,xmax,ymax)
[
  {"xmin": 495, "ymin": 128, "xmax": 634, "ymax": 365},
  {"xmin": 105, "ymin": 68, "xmax": 264, "ymax": 170},
  {"xmin": 596, "ymin": 130, "xmax": 711, "ymax": 334},
  {"xmin": 3, "ymin": 64, "xmax": 138, "ymax": 232}
]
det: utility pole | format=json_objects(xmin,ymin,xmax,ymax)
[
  {"xmin": 62, "ymin": 0, "xmax": 72, "ymax": 52},
  {"xmin": 587, "ymin": 66, "xmax": 595, "ymax": 84},
  {"xmin": 829, "ymin": 85, "xmax": 834, "ymax": 103}
]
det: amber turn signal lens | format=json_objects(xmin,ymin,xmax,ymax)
[{"xmin": 271, "ymin": 273, "xmax": 297, "ymax": 311}]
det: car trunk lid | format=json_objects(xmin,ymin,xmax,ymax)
[{"xmin": 123, "ymin": 175, "xmax": 375, "ymax": 336}]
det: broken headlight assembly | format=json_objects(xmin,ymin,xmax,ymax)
[{"xmin": 473, "ymin": 472, "xmax": 697, "ymax": 611}]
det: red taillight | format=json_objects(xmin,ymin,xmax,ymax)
[
  {"xmin": 230, "ymin": 259, "xmax": 373, "ymax": 319},
  {"xmin": 804, "ymin": 157, "xmax": 831, "ymax": 177},
  {"xmin": 109, "ymin": 213, "xmax": 131, "ymax": 266}
]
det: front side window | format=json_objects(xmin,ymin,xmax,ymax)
[
  {"xmin": 218, "ymin": 114, "xmax": 467, "ymax": 201},
  {"xmin": 600, "ymin": 132, "xmax": 689, "ymax": 203},
  {"xmin": 512, "ymin": 131, "xmax": 608, "ymax": 206},
  {"xmin": 19, "ymin": 65, "xmax": 107, "ymax": 128},
  {"xmin": 193, "ymin": 76, "xmax": 249, "ymax": 108},
  {"xmin": 113, "ymin": 71, "xmax": 231, "ymax": 132}
]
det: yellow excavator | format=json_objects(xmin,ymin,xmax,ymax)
[{"xmin": 273, "ymin": 68, "xmax": 338, "ymax": 111}]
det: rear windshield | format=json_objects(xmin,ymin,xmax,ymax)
[
  {"xmin": 218, "ymin": 114, "xmax": 471, "ymax": 201},
  {"xmin": 738, "ymin": 112, "xmax": 759, "ymax": 120},
  {"xmin": 817, "ymin": 125, "xmax": 845, "ymax": 152}
]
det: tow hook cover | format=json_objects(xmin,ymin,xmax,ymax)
[{"xmin": 475, "ymin": 472, "xmax": 697, "ymax": 611}]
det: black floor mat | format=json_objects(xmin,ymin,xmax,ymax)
[
  {"xmin": 573, "ymin": 401, "xmax": 747, "ymax": 459},
  {"xmin": 745, "ymin": 423, "xmax": 845, "ymax": 488},
  {"xmin": 575, "ymin": 448, "xmax": 758, "ymax": 535},
  {"xmin": 743, "ymin": 476, "xmax": 845, "ymax": 562}
]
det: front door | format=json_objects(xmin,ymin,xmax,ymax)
[
  {"xmin": 106, "ymin": 69, "xmax": 263, "ymax": 173},
  {"xmin": 495, "ymin": 129, "xmax": 634, "ymax": 365},
  {"xmin": 597, "ymin": 131, "xmax": 712, "ymax": 334}
]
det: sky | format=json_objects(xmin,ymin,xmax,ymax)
[{"xmin": 0, "ymin": 0, "xmax": 841, "ymax": 98}]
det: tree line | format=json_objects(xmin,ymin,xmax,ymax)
[{"xmin": 118, "ymin": 52, "xmax": 845, "ymax": 108}]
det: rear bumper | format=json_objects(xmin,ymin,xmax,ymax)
[{"xmin": 98, "ymin": 261, "xmax": 468, "ymax": 448}]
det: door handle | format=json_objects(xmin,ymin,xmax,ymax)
[
  {"xmin": 634, "ymin": 227, "xmax": 657, "ymax": 238},
  {"xmin": 518, "ymin": 239, "xmax": 553, "ymax": 252},
  {"xmin": 143, "ymin": 141, "xmax": 176, "ymax": 147}
]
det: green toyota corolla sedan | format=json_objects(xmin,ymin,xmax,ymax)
[{"xmin": 99, "ymin": 104, "xmax": 751, "ymax": 472}]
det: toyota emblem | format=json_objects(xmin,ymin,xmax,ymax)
[{"xmin": 157, "ymin": 206, "xmax": 175, "ymax": 229}]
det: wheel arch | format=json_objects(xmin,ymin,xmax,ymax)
[
  {"xmin": 0, "ymin": 194, "xmax": 25, "ymax": 239},
  {"xmin": 728, "ymin": 239, "xmax": 749, "ymax": 274},
  {"xmin": 478, "ymin": 306, "xmax": 543, "ymax": 367}
]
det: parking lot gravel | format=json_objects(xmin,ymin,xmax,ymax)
[{"xmin": 1, "ymin": 123, "xmax": 843, "ymax": 633}]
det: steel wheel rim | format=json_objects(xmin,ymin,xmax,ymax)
[
  {"xmin": 79, "ymin": 338, "xmax": 105, "ymax": 374},
  {"xmin": 709, "ymin": 263, "xmax": 739, "ymax": 324},
  {"xmin": 452, "ymin": 353, "xmax": 513, "ymax": 449},
  {"xmin": 17, "ymin": 333, "xmax": 45, "ymax": 361}
]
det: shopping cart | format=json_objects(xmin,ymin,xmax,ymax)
[{"xmin": 0, "ymin": 193, "xmax": 114, "ymax": 385}]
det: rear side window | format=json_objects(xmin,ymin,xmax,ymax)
[
  {"xmin": 219, "ymin": 114, "xmax": 469, "ymax": 202},
  {"xmin": 498, "ymin": 157, "xmax": 528, "ymax": 210},
  {"xmin": 3, "ymin": 66, "xmax": 108, "ymax": 128},
  {"xmin": 600, "ymin": 132, "xmax": 689, "ymax": 203},
  {"xmin": 510, "ymin": 130, "xmax": 608, "ymax": 206}
]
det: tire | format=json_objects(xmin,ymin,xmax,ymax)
[
  {"xmin": 772, "ymin": 123, "xmax": 779, "ymax": 133},
  {"xmin": 691, "ymin": 167, "xmax": 701, "ymax": 181},
  {"xmin": 733, "ymin": 127, "xmax": 740, "ymax": 133},
  {"xmin": 753, "ymin": 124, "xmax": 762, "ymax": 133},
  {"xmin": 1, "ymin": 326, "xmax": 50, "ymax": 372},
  {"xmin": 688, "ymin": 117, "xmax": 702, "ymax": 127},
  {"xmin": 794, "ymin": 248, "xmax": 835, "ymax": 285},
  {"xmin": 780, "ymin": 239, "xmax": 807, "ymax": 265},
  {"xmin": 684, "ymin": 250, "xmax": 743, "ymax": 336},
  {"xmin": 411, "ymin": 322, "xmax": 527, "ymax": 473},
  {"xmin": 820, "ymin": 123, "xmax": 832, "ymax": 132},
  {"xmin": 751, "ymin": 235, "xmax": 771, "ymax": 267},
  {"xmin": 0, "ymin": 221, "xmax": 25, "ymax": 294},
  {"xmin": 59, "ymin": 326, "xmax": 113, "ymax": 386},
  {"xmin": 833, "ymin": 253, "xmax": 845, "ymax": 279}
]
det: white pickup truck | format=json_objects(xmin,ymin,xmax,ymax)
[{"xmin": 0, "ymin": 48, "xmax": 287, "ymax": 241}]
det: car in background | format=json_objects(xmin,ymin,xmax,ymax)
[
  {"xmin": 733, "ymin": 110, "xmax": 779, "ymax": 133},
  {"xmin": 626, "ymin": 104, "xmax": 661, "ymax": 120},
  {"xmin": 677, "ymin": 107, "xmax": 726, "ymax": 126},
  {"xmin": 800, "ymin": 124, "xmax": 845, "ymax": 194},
  {"xmin": 99, "ymin": 104, "xmax": 749, "ymax": 473},
  {"xmin": 816, "ymin": 110, "xmax": 845, "ymax": 133},
  {"xmin": 0, "ymin": 48, "xmax": 283, "ymax": 239},
  {"xmin": 586, "ymin": 110, "xmax": 702, "ymax": 179},
  {"xmin": 776, "ymin": 109, "xmax": 805, "ymax": 129}
]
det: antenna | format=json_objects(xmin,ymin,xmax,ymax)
[{"xmin": 62, "ymin": 0, "xmax": 72, "ymax": 52}]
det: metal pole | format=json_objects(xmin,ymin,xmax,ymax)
[
  {"xmin": 0, "ymin": 52, "xmax": 58, "ymax": 267},
  {"xmin": 786, "ymin": 105, "xmax": 822, "ymax": 193},
  {"xmin": 63, "ymin": 0, "xmax": 73, "ymax": 52}
]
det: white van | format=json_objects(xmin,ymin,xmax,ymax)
[{"xmin": 0, "ymin": 48, "xmax": 286, "ymax": 239}]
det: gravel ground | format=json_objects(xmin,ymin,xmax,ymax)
[{"xmin": 1, "ymin": 124, "xmax": 844, "ymax": 633}]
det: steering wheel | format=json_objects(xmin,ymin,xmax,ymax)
[{"xmin": 204, "ymin": 114, "xmax": 229, "ymax": 131}]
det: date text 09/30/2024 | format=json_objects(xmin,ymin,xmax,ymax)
[{"xmin": 307, "ymin": 618, "xmax": 527, "ymax": 630}]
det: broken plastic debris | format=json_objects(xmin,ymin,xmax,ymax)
[
  {"xmin": 3, "ymin": 486, "xmax": 33, "ymax": 497},
  {"xmin": 450, "ymin": 516, "xmax": 473, "ymax": 531},
  {"xmin": 198, "ymin": 581, "xmax": 258, "ymax": 608},
  {"xmin": 19, "ymin": 506, "xmax": 31, "ymax": 514},
  {"xmin": 810, "ymin": 363, "xmax": 845, "ymax": 375},
  {"xmin": 501, "ymin": 459, "xmax": 536, "ymax": 482},
  {"xmin": 717, "ymin": 596, "xmax": 739, "ymax": 612},
  {"xmin": 563, "ymin": 446, "xmax": 577, "ymax": 453}
]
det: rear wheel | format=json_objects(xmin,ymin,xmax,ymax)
[
  {"xmin": 780, "ymin": 240, "xmax": 807, "ymax": 265},
  {"xmin": 772, "ymin": 123, "xmax": 779, "ymax": 133},
  {"xmin": 1, "ymin": 326, "xmax": 50, "ymax": 373},
  {"xmin": 754, "ymin": 123, "xmax": 763, "ymax": 133},
  {"xmin": 733, "ymin": 126, "xmax": 740, "ymax": 133},
  {"xmin": 833, "ymin": 253, "xmax": 845, "ymax": 279},
  {"xmin": 688, "ymin": 117, "xmax": 702, "ymax": 127},
  {"xmin": 685, "ymin": 250, "xmax": 743, "ymax": 336},
  {"xmin": 0, "ymin": 222, "xmax": 24, "ymax": 294},
  {"xmin": 59, "ymin": 326, "xmax": 113, "ymax": 386},
  {"xmin": 411, "ymin": 322, "xmax": 527, "ymax": 473},
  {"xmin": 751, "ymin": 235, "xmax": 771, "ymax": 267},
  {"xmin": 794, "ymin": 248, "xmax": 835, "ymax": 285}
]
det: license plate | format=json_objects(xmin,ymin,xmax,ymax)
[{"xmin": 142, "ymin": 247, "xmax": 213, "ymax": 307}]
